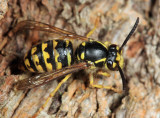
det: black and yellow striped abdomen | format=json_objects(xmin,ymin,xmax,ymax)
[{"xmin": 24, "ymin": 40, "xmax": 74, "ymax": 72}]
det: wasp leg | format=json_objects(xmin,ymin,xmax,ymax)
[
  {"xmin": 86, "ymin": 16, "xmax": 100, "ymax": 38},
  {"xmin": 89, "ymin": 73, "xmax": 122, "ymax": 93},
  {"xmin": 104, "ymin": 41, "xmax": 111, "ymax": 47},
  {"xmin": 32, "ymin": 74, "xmax": 72, "ymax": 118},
  {"xmin": 97, "ymin": 70, "xmax": 111, "ymax": 77}
]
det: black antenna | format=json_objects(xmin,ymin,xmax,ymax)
[
  {"xmin": 117, "ymin": 64, "xmax": 127, "ymax": 92},
  {"xmin": 119, "ymin": 17, "xmax": 139, "ymax": 52}
]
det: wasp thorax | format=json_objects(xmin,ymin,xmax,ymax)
[{"xmin": 106, "ymin": 44, "xmax": 123, "ymax": 71}]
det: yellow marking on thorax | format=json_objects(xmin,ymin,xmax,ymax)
[
  {"xmin": 31, "ymin": 47, "xmax": 44, "ymax": 72},
  {"xmin": 81, "ymin": 52, "xmax": 85, "ymax": 60},
  {"xmin": 94, "ymin": 58, "xmax": 106, "ymax": 64},
  {"xmin": 24, "ymin": 59, "xmax": 35, "ymax": 72},
  {"xmin": 53, "ymin": 40, "xmax": 62, "ymax": 70},
  {"xmin": 96, "ymin": 41, "xmax": 108, "ymax": 49},
  {"xmin": 104, "ymin": 41, "xmax": 111, "ymax": 47},
  {"xmin": 42, "ymin": 43, "xmax": 52, "ymax": 72},
  {"xmin": 82, "ymin": 42, "xmax": 86, "ymax": 46}
]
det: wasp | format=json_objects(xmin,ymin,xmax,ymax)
[{"xmin": 13, "ymin": 17, "xmax": 139, "ymax": 118}]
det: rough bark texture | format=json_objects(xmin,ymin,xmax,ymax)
[{"xmin": 0, "ymin": 0, "xmax": 160, "ymax": 118}]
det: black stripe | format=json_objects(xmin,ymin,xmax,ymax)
[
  {"xmin": 43, "ymin": 40, "xmax": 56, "ymax": 70},
  {"xmin": 66, "ymin": 41, "xmax": 74, "ymax": 65},
  {"xmin": 33, "ymin": 44, "xmax": 47, "ymax": 72},
  {"xmin": 55, "ymin": 40, "xmax": 69, "ymax": 68},
  {"xmin": 26, "ymin": 50, "xmax": 38, "ymax": 72}
]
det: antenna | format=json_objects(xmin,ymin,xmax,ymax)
[
  {"xmin": 117, "ymin": 64, "xmax": 127, "ymax": 91},
  {"xmin": 119, "ymin": 17, "xmax": 139, "ymax": 52}
]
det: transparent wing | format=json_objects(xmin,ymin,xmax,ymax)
[
  {"xmin": 13, "ymin": 20, "xmax": 89, "ymax": 41},
  {"xmin": 16, "ymin": 62, "xmax": 88, "ymax": 90}
]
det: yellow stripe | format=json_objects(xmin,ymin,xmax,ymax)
[
  {"xmin": 96, "ymin": 41, "xmax": 108, "ymax": 49},
  {"xmin": 66, "ymin": 40, "xmax": 72, "ymax": 66},
  {"xmin": 42, "ymin": 42, "xmax": 52, "ymax": 72},
  {"xmin": 77, "ymin": 54, "xmax": 80, "ymax": 61},
  {"xmin": 66, "ymin": 40, "xmax": 70, "ymax": 47},
  {"xmin": 24, "ymin": 59, "xmax": 35, "ymax": 72},
  {"xmin": 67, "ymin": 53, "xmax": 72, "ymax": 66},
  {"xmin": 31, "ymin": 47, "xmax": 44, "ymax": 72},
  {"xmin": 53, "ymin": 40, "xmax": 62, "ymax": 70}
]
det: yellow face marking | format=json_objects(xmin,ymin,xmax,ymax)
[
  {"xmin": 24, "ymin": 59, "xmax": 35, "ymax": 72},
  {"xmin": 82, "ymin": 42, "xmax": 86, "ymax": 46},
  {"xmin": 42, "ymin": 43, "xmax": 52, "ymax": 72},
  {"xmin": 119, "ymin": 55, "xmax": 124, "ymax": 69},
  {"xmin": 80, "ymin": 52, "xmax": 85, "ymax": 60},
  {"xmin": 112, "ymin": 62, "xmax": 117, "ymax": 68},
  {"xmin": 94, "ymin": 58, "xmax": 106, "ymax": 64},
  {"xmin": 116, "ymin": 46, "xmax": 119, "ymax": 50},
  {"xmin": 31, "ymin": 47, "xmax": 44, "ymax": 72},
  {"xmin": 116, "ymin": 53, "xmax": 121, "ymax": 61}
]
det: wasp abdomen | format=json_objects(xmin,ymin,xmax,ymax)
[
  {"xmin": 24, "ymin": 40, "xmax": 74, "ymax": 72},
  {"xmin": 76, "ymin": 41, "xmax": 108, "ymax": 67}
]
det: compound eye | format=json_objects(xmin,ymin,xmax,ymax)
[{"xmin": 107, "ymin": 60, "xmax": 113, "ymax": 70}]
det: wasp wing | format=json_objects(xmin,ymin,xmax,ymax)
[
  {"xmin": 13, "ymin": 20, "xmax": 89, "ymax": 41},
  {"xmin": 16, "ymin": 62, "xmax": 88, "ymax": 90}
]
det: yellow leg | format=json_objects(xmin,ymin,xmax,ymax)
[
  {"xmin": 86, "ymin": 17, "xmax": 100, "ymax": 38},
  {"xmin": 97, "ymin": 70, "xmax": 111, "ymax": 77},
  {"xmin": 89, "ymin": 73, "xmax": 122, "ymax": 93},
  {"xmin": 104, "ymin": 41, "xmax": 111, "ymax": 47},
  {"xmin": 32, "ymin": 74, "xmax": 72, "ymax": 118}
]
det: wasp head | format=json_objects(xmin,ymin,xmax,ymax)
[
  {"xmin": 106, "ymin": 44, "xmax": 124, "ymax": 71},
  {"xmin": 105, "ymin": 17, "xmax": 139, "ymax": 91}
]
